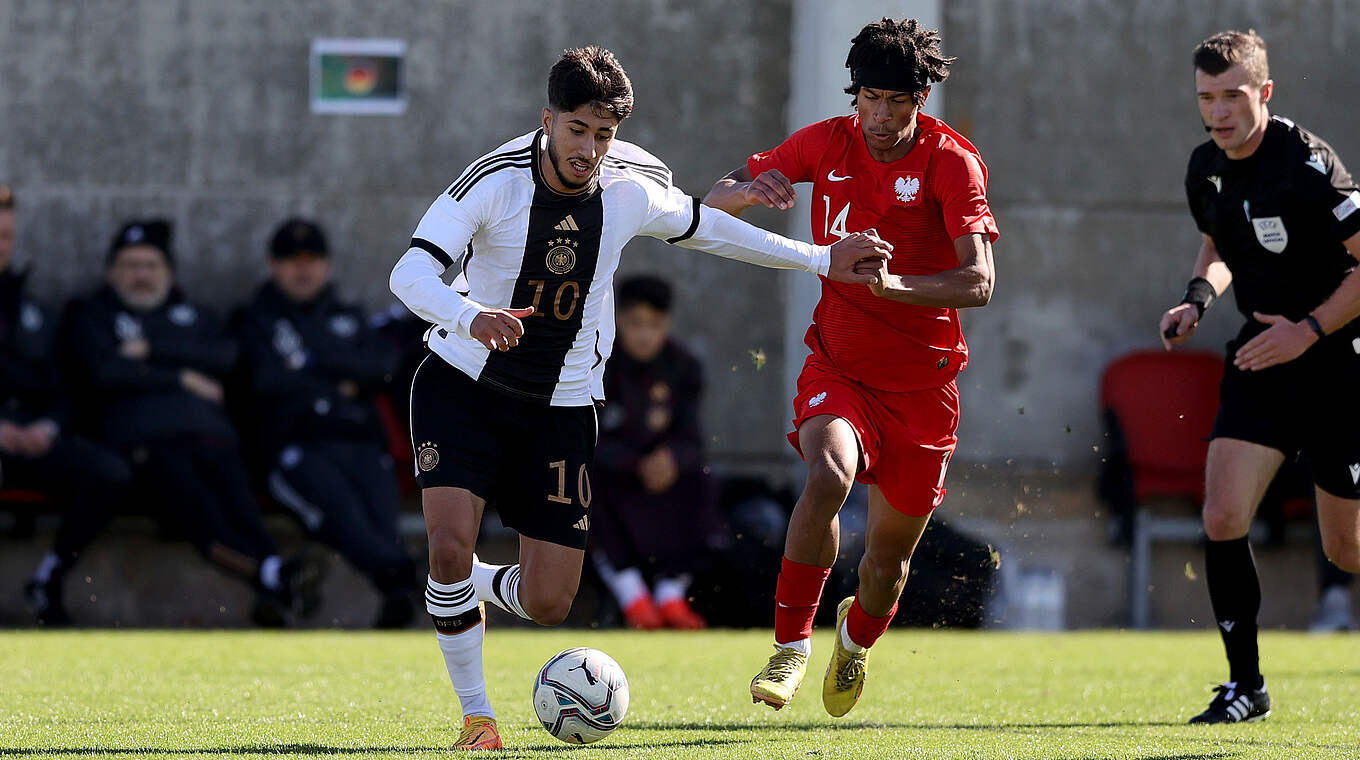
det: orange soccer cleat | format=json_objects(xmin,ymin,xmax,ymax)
[{"xmin": 453, "ymin": 715, "xmax": 502, "ymax": 751}]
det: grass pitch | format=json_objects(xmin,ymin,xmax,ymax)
[{"xmin": 1, "ymin": 629, "xmax": 1357, "ymax": 759}]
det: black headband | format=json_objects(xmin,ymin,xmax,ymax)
[{"xmin": 851, "ymin": 64, "xmax": 929, "ymax": 94}]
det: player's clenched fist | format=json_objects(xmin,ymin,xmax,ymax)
[
  {"xmin": 471, "ymin": 307, "xmax": 535, "ymax": 352},
  {"xmin": 827, "ymin": 231, "xmax": 893, "ymax": 286},
  {"xmin": 741, "ymin": 169, "xmax": 798, "ymax": 211}
]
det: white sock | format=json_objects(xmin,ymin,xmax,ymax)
[
  {"xmin": 427, "ymin": 575, "xmax": 494, "ymax": 719},
  {"xmin": 776, "ymin": 638, "xmax": 811, "ymax": 657},
  {"xmin": 471, "ymin": 559, "xmax": 530, "ymax": 620},
  {"xmin": 31, "ymin": 552, "xmax": 62, "ymax": 584},
  {"xmin": 594, "ymin": 555, "xmax": 648, "ymax": 608},
  {"xmin": 839, "ymin": 621, "xmax": 865, "ymax": 653},
  {"xmin": 653, "ymin": 574, "xmax": 690, "ymax": 605},
  {"xmin": 259, "ymin": 555, "xmax": 284, "ymax": 591}
]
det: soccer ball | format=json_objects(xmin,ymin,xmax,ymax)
[{"xmin": 532, "ymin": 647, "xmax": 629, "ymax": 744}]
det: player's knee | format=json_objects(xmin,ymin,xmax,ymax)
[
  {"xmin": 803, "ymin": 458, "xmax": 854, "ymax": 511},
  {"xmin": 860, "ymin": 549, "xmax": 908, "ymax": 590},
  {"xmin": 521, "ymin": 588, "xmax": 576, "ymax": 626},
  {"xmin": 1321, "ymin": 535, "xmax": 1360, "ymax": 574},
  {"xmin": 1200, "ymin": 502, "xmax": 1250, "ymax": 541}
]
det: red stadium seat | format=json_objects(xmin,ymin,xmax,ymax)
[{"xmin": 1100, "ymin": 349, "xmax": 1223, "ymax": 628}]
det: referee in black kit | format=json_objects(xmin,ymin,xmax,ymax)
[{"xmin": 1160, "ymin": 29, "xmax": 1360, "ymax": 724}]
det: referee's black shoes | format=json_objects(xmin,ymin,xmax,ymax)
[{"xmin": 1188, "ymin": 681, "xmax": 1271, "ymax": 724}]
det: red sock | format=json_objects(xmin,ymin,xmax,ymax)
[
  {"xmin": 773, "ymin": 557, "xmax": 831, "ymax": 644},
  {"xmin": 846, "ymin": 595, "xmax": 898, "ymax": 649}
]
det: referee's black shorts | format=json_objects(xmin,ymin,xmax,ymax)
[
  {"xmin": 1211, "ymin": 329, "xmax": 1360, "ymax": 499},
  {"xmin": 409, "ymin": 352, "xmax": 596, "ymax": 549}
]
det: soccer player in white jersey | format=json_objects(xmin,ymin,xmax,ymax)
[{"xmin": 389, "ymin": 46, "xmax": 892, "ymax": 750}]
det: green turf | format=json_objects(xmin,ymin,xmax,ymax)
[{"xmin": 1, "ymin": 629, "xmax": 1356, "ymax": 759}]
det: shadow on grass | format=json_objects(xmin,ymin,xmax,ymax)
[
  {"xmin": 0, "ymin": 737, "xmax": 753, "ymax": 756},
  {"xmin": 0, "ymin": 746, "xmax": 437, "ymax": 757},
  {"xmin": 1071, "ymin": 756, "xmax": 1231, "ymax": 760},
  {"xmin": 493, "ymin": 736, "xmax": 753, "ymax": 755},
  {"xmin": 624, "ymin": 719, "xmax": 1185, "ymax": 732}
]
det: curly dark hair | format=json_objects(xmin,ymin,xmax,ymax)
[
  {"xmin": 1193, "ymin": 29, "xmax": 1269, "ymax": 87},
  {"xmin": 548, "ymin": 45, "xmax": 634, "ymax": 121},
  {"xmin": 844, "ymin": 18, "xmax": 955, "ymax": 108}
]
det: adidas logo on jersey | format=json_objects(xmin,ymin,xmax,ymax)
[
  {"xmin": 573, "ymin": 515, "xmax": 590, "ymax": 531},
  {"xmin": 554, "ymin": 215, "xmax": 580, "ymax": 231}
]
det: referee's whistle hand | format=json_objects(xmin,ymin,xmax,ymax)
[
  {"xmin": 471, "ymin": 307, "xmax": 535, "ymax": 352},
  {"xmin": 1159, "ymin": 305, "xmax": 1198, "ymax": 351}
]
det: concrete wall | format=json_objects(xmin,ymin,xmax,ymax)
[
  {"xmin": 943, "ymin": 0, "xmax": 1360, "ymax": 471},
  {"xmin": 0, "ymin": 0, "xmax": 795, "ymax": 469},
  {"xmin": 3, "ymin": 0, "xmax": 1357, "ymax": 477}
]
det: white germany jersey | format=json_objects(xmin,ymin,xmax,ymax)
[{"xmin": 390, "ymin": 129, "xmax": 830, "ymax": 407}]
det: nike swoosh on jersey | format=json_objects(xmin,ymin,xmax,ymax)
[{"xmin": 827, "ymin": 170, "xmax": 852, "ymax": 182}]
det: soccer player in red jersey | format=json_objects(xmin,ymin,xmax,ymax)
[{"xmin": 704, "ymin": 17, "xmax": 998, "ymax": 716}]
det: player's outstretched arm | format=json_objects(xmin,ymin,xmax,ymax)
[
  {"xmin": 857, "ymin": 232, "xmax": 994, "ymax": 308},
  {"xmin": 702, "ymin": 166, "xmax": 797, "ymax": 217},
  {"xmin": 1234, "ymin": 230, "xmax": 1360, "ymax": 370},
  {"xmin": 1161, "ymin": 234, "xmax": 1232, "ymax": 350},
  {"xmin": 668, "ymin": 203, "xmax": 888, "ymax": 283}
]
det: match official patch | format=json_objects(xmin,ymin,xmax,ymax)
[{"xmin": 1333, "ymin": 190, "xmax": 1360, "ymax": 222}]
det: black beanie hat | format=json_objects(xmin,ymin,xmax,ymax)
[
  {"xmin": 107, "ymin": 219, "xmax": 174, "ymax": 268},
  {"xmin": 269, "ymin": 218, "xmax": 329, "ymax": 259}
]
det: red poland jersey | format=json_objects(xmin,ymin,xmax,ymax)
[{"xmin": 748, "ymin": 113, "xmax": 999, "ymax": 392}]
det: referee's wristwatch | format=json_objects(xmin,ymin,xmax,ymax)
[{"xmin": 1304, "ymin": 314, "xmax": 1327, "ymax": 339}]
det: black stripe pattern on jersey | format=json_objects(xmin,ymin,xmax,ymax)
[
  {"xmin": 478, "ymin": 140, "xmax": 605, "ymax": 402},
  {"xmin": 410, "ymin": 237, "xmax": 454, "ymax": 269},
  {"xmin": 665, "ymin": 197, "xmax": 701, "ymax": 244},
  {"xmin": 449, "ymin": 145, "xmax": 533, "ymax": 201},
  {"xmin": 603, "ymin": 156, "xmax": 670, "ymax": 188}
]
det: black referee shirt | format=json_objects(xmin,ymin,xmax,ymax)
[{"xmin": 1186, "ymin": 116, "xmax": 1360, "ymax": 342}]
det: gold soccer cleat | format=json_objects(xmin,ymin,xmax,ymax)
[
  {"xmin": 750, "ymin": 645, "xmax": 809, "ymax": 710},
  {"xmin": 453, "ymin": 715, "xmax": 502, "ymax": 751},
  {"xmin": 822, "ymin": 596, "xmax": 869, "ymax": 717}
]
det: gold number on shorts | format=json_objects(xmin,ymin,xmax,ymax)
[
  {"xmin": 577, "ymin": 464, "xmax": 592, "ymax": 509},
  {"xmin": 547, "ymin": 460, "xmax": 572, "ymax": 504}
]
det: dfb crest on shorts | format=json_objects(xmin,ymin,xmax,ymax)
[
  {"xmin": 546, "ymin": 237, "xmax": 578, "ymax": 275},
  {"xmin": 417, "ymin": 441, "xmax": 440, "ymax": 472}
]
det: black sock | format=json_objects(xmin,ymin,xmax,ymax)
[{"xmin": 1204, "ymin": 537, "xmax": 1263, "ymax": 690}]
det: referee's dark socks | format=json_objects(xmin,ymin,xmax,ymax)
[{"xmin": 1204, "ymin": 536, "xmax": 1264, "ymax": 689}]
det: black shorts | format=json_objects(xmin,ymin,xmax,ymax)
[
  {"xmin": 409, "ymin": 353, "xmax": 596, "ymax": 549},
  {"xmin": 1211, "ymin": 333, "xmax": 1360, "ymax": 498}
]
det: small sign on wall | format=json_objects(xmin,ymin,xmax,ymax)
[{"xmin": 310, "ymin": 38, "xmax": 407, "ymax": 115}]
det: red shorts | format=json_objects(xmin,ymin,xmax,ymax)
[{"xmin": 787, "ymin": 353, "xmax": 960, "ymax": 516}]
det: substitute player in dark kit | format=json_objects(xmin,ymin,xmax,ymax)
[{"xmin": 1161, "ymin": 29, "xmax": 1360, "ymax": 724}]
